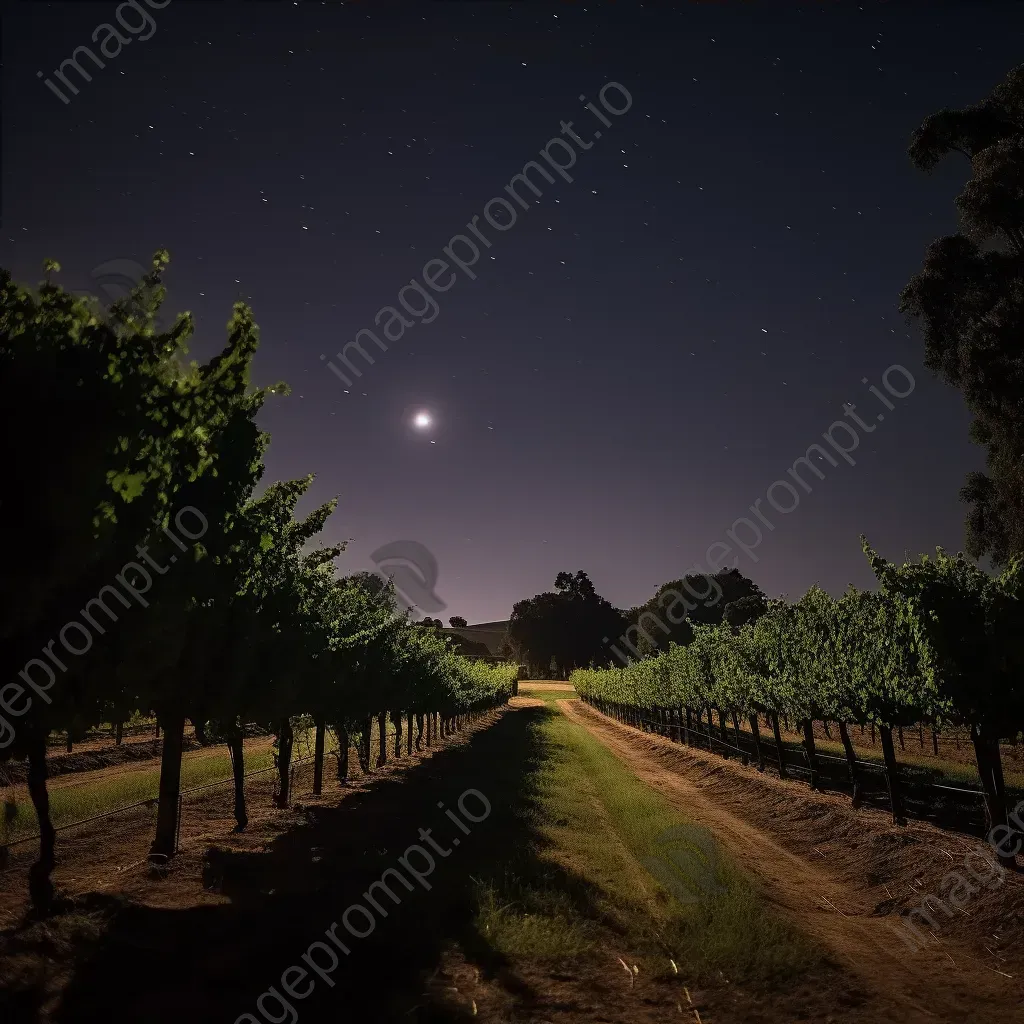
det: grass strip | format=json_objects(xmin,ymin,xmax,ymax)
[{"xmin": 475, "ymin": 702, "xmax": 819, "ymax": 985}]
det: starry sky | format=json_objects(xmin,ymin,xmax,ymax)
[{"xmin": 5, "ymin": 2, "xmax": 1022, "ymax": 623}]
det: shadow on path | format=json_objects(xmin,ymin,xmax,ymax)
[{"xmin": 5, "ymin": 706, "xmax": 610, "ymax": 1024}]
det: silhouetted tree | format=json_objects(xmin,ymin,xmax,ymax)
[
  {"xmin": 902, "ymin": 63, "xmax": 1024, "ymax": 565},
  {"xmin": 723, "ymin": 593, "xmax": 768, "ymax": 629},
  {"xmin": 509, "ymin": 571, "xmax": 626, "ymax": 676},
  {"xmin": 448, "ymin": 616, "xmax": 468, "ymax": 627},
  {"xmin": 627, "ymin": 569, "xmax": 766, "ymax": 650}
]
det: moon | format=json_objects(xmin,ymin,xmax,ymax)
[{"xmin": 413, "ymin": 411, "xmax": 432, "ymax": 430}]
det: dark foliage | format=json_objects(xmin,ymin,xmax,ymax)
[
  {"xmin": 508, "ymin": 571, "xmax": 627, "ymax": 676},
  {"xmin": 902, "ymin": 64, "xmax": 1024, "ymax": 564}
]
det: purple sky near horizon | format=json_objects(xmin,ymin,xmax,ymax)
[{"xmin": 5, "ymin": 2, "xmax": 1021, "ymax": 623}]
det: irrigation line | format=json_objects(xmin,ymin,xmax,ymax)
[
  {"xmin": 927, "ymin": 782, "xmax": 992, "ymax": 797},
  {"xmin": 183, "ymin": 756, "xmax": 311, "ymax": 797},
  {"xmin": 610, "ymin": 703, "xmax": 997, "ymax": 804},
  {"xmin": 637, "ymin": 716, "xmax": 748, "ymax": 758},
  {"xmin": 812, "ymin": 751, "xmax": 887, "ymax": 773},
  {"xmin": 3, "ymin": 795, "xmax": 162, "ymax": 847}
]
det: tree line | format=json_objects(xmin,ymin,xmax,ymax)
[
  {"xmin": 505, "ymin": 568, "xmax": 765, "ymax": 676},
  {"xmin": 900, "ymin": 63, "xmax": 1024, "ymax": 567},
  {"xmin": 0, "ymin": 255, "xmax": 515, "ymax": 913}
]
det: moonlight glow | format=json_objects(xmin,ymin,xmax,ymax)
[{"xmin": 413, "ymin": 412, "xmax": 432, "ymax": 430}]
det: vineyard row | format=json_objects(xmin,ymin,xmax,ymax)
[{"xmin": 572, "ymin": 540, "xmax": 1024, "ymax": 862}]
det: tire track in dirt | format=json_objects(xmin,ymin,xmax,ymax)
[{"xmin": 561, "ymin": 698, "xmax": 1021, "ymax": 1024}]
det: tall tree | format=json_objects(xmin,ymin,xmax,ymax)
[
  {"xmin": 508, "ymin": 571, "xmax": 626, "ymax": 676},
  {"xmin": 629, "ymin": 569, "xmax": 766, "ymax": 649},
  {"xmin": 722, "ymin": 593, "xmax": 768, "ymax": 629},
  {"xmin": 902, "ymin": 64, "xmax": 1024, "ymax": 564}
]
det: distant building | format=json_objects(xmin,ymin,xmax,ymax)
[{"xmin": 442, "ymin": 619, "xmax": 510, "ymax": 659}]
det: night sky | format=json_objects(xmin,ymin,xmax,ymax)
[{"xmin": 6, "ymin": 2, "xmax": 1022, "ymax": 623}]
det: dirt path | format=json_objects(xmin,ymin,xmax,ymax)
[{"xmin": 561, "ymin": 698, "xmax": 1022, "ymax": 1024}]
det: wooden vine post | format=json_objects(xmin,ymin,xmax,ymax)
[
  {"xmin": 878, "ymin": 725, "xmax": 905, "ymax": 824},
  {"xmin": 312, "ymin": 719, "xmax": 326, "ymax": 796},
  {"xmin": 771, "ymin": 711, "xmax": 787, "ymax": 778},
  {"xmin": 801, "ymin": 720, "xmax": 819, "ymax": 790},
  {"xmin": 837, "ymin": 721, "xmax": 862, "ymax": 806},
  {"xmin": 748, "ymin": 713, "xmax": 765, "ymax": 771}
]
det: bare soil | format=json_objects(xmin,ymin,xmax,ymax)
[
  {"xmin": 1, "ymin": 736, "xmax": 203, "ymax": 786},
  {"xmin": 507, "ymin": 695, "xmax": 547, "ymax": 708},
  {"xmin": 564, "ymin": 698, "xmax": 1024, "ymax": 1023},
  {"xmin": 45, "ymin": 723, "xmax": 163, "ymax": 749},
  {"xmin": 517, "ymin": 681, "xmax": 576, "ymax": 692},
  {"xmin": 3, "ymin": 702, "xmax": 1022, "ymax": 1024},
  {"xmin": 0, "ymin": 734, "xmax": 414, "ymax": 921},
  {"xmin": 0, "ymin": 707, "xmax": 847, "ymax": 1024}
]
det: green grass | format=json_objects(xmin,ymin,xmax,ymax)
[
  {"xmin": 0, "ymin": 723, "xmax": 372, "ymax": 845},
  {"xmin": 1, "ymin": 738, "xmax": 281, "ymax": 844},
  {"xmin": 474, "ymin": 702, "xmax": 818, "ymax": 984}
]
